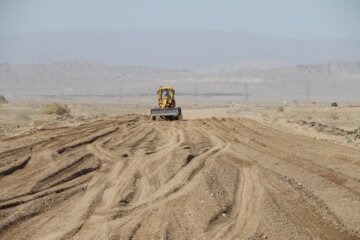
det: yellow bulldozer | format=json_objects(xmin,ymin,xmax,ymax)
[{"xmin": 151, "ymin": 86, "xmax": 182, "ymax": 120}]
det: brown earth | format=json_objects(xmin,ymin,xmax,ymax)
[{"xmin": 0, "ymin": 114, "xmax": 360, "ymax": 240}]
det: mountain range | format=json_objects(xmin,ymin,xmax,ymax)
[
  {"xmin": 1, "ymin": 61, "xmax": 359, "ymax": 102},
  {"xmin": 1, "ymin": 29, "xmax": 360, "ymax": 71}
]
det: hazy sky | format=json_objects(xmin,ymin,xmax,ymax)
[{"xmin": 0, "ymin": 0, "xmax": 359, "ymax": 39}]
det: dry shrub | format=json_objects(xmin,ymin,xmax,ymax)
[
  {"xmin": 43, "ymin": 103, "xmax": 70, "ymax": 115},
  {"xmin": 277, "ymin": 106, "xmax": 284, "ymax": 112},
  {"xmin": 0, "ymin": 95, "xmax": 8, "ymax": 104},
  {"xmin": 329, "ymin": 113, "xmax": 339, "ymax": 120}
]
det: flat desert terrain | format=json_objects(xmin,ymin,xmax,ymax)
[{"xmin": 0, "ymin": 99, "xmax": 360, "ymax": 240}]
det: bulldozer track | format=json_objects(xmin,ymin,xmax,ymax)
[{"xmin": 0, "ymin": 115, "xmax": 359, "ymax": 240}]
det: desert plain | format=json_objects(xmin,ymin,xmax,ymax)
[{"xmin": 0, "ymin": 96, "xmax": 359, "ymax": 240}]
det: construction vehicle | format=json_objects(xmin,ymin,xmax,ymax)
[{"xmin": 151, "ymin": 86, "xmax": 182, "ymax": 120}]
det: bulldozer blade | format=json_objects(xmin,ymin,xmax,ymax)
[{"xmin": 151, "ymin": 107, "xmax": 182, "ymax": 119}]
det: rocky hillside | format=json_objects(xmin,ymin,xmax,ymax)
[{"xmin": 0, "ymin": 61, "xmax": 359, "ymax": 101}]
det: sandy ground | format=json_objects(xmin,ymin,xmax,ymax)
[{"xmin": 0, "ymin": 99, "xmax": 360, "ymax": 240}]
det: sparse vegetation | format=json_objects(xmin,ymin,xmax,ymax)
[
  {"xmin": 0, "ymin": 95, "xmax": 8, "ymax": 104},
  {"xmin": 329, "ymin": 112, "xmax": 339, "ymax": 120},
  {"xmin": 277, "ymin": 106, "xmax": 284, "ymax": 112},
  {"xmin": 43, "ymin": 103, "xmax": 70, "ymax": 115}
]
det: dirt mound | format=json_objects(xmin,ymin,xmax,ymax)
[
  {"xmin": 56, "ymin": 113, "xmax": 74, "ymax": 121},
  {"xmin": 0, "ymin": 115, "xmax": 359, "ymax": 240},
  {"xmin": 297, "ymin": 120, "xmax": 360, "ymax": 142}
]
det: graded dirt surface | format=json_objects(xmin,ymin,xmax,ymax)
[{"xmin": 0, "ymin": 114, "xmax": 360, "ymax": 240}]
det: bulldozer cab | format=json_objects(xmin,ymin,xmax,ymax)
[
  {"xmin": 162, "ymin": 89, "xmax": 171, "ymax": 98},
  {"xmin": 157, "ymin": 86, "xmax": 175, "ymax": 109}
]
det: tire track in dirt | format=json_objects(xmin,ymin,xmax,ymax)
[{"xmin": 0, "ymin": 115, "xmax": 359, "ymax": 240}]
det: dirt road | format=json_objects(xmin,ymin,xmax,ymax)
[{"xmin": 0, "ymin": 115, "xmax": 359, "ymax": 240}]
